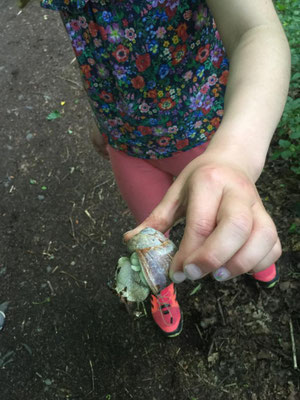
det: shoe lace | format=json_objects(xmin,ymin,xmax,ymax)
[{"xmin": 155, "ymin": 291, "xmax": 175, "ymax": 326}]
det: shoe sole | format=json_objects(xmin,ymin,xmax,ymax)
[
  {"xmin": 250, "ymin": 266, "xmax": 280, "ymax": 289},
  {"xmin": 255, "ymin": 276, "xmax": 279, "ymax": 289},
  {"xmin": 162, "ymin": 312, "xmax": 183, "ymax": 338}
]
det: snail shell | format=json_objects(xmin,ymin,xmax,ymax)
[{"xmin": 127, "ymin": 227, "xmax": 177, "ymax": 295}]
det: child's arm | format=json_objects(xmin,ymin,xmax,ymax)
[
  {"xmin": 124, "ymin": 0, "xmax": 290, "ymax": 282},
  {"xmin": 205, "ymin": 0, "xmax": 291, "ymax": 181}
]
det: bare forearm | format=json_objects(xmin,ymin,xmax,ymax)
[{"xmin": 207, "ymin": 24, "xmax": 291, "ymax": 180}]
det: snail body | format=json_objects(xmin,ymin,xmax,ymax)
[{"xmin": 114, "ymin": 228, "xmax": 177, "ymax": 302}]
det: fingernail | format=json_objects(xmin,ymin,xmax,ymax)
[
  {"xmin": 124, "ymin": 229, "xmax": 134, "ymax": 236},
  {"xmin": 184, "ymin": 264, "xmax": 203, "ymax": 280},
  {"xmin": 213, "ymin": 266, "xmax": 231, "ymax": 282},
  {"xmin": 171, "ymin": 271, "xmax": 186, "ymax": 283},
  {"xmin": 123, "ymin": 230, "xmax": 134, "ymax": 243}
]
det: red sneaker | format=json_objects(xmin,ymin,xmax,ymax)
[
  {"xmin": 150, "ymin": 283, "xmax": 183, "ymax": 337},
  {"xmin": 251, "ymin": 263, "xmax": 279, "ymax": 289}
]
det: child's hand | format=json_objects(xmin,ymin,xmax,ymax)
[
  {"xmin": 89, "ymin": 121, "xmax": 110, "ymax": 160},
  {"xmin": 124, "ymin": 152, "xmax": 281, "ymax": 282}
]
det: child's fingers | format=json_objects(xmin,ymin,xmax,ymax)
[
  {"xmin": 169, "ymin": 177, "xmax": 223, "ymax": 279},
  {"xmin": 123, "ymin": 181, "xmax": 184, "ymax": 242},
  {"xmin": 223, "ymin": 202, "xmax": 279, "ymax": 276},
  {"xmin": 250, "ymin": 238, "xmax": 281, "ymax": 274},
  {"xmin": 178, "ymin": 191, "xmax": 254, "ymax": 279}
]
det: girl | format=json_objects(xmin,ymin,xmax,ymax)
[{"xmin": 41, "ymin": 0, "xmax": 290, "ymax": 337}]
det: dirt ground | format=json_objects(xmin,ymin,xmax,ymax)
[{"xmin": 0, "ymin": 2, "xmax": 300, "ymax": 400}]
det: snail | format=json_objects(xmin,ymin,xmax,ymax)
[
  {"xmin": 0, "ymin": 302, "xmax": 9, "ymax": 331},
  {"xmin": 113, "ymin": 227, "xmax": 177, "ymax": 303}
]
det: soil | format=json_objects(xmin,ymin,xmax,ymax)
[{"xmin": 1, "ymin": 2, "xmax": 300, "ymax": 400}]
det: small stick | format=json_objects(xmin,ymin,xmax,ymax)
[
  {"xmin": 194, "ymin": 323, "xmax": 203, "ymax": 340},
  {"xmin": 21, "ymin": 319, "xmax": 26, "ymax": 332},
  {"xmin": 217, "ymin": 298, "xmax": 226, "ymax": 326},
  {"xmin": 84, "ymin": 209, "xmax": 96, "ymax": 225},
  {"xmin": 289, "ymin": 317, "xmax": 298, "ymax": 369},
  {"xmin": 56, "ymin": 75, "xmax": 82, "ymax": 88},
  {"xmin": 141, "ymin": 301, "xmax": 147, "ymax": 316},
  {"xmin": 208, "ymin": 339, "xmax": 215, "ymax": 357},
  {"xmin": 52, "ymin": 265, "xmax": 59, "ymax": 274},
  {"xmin": 47, "ymin": 280, "xmax": 55, "ymax": 296},
  {"xmin": 60, "ymin": 271, "xmax": 87, "ymax": 286},
  {"xmin": 69, "ymin": 217, "xmax": 76, "ymax": 240},
  {"xmin": 98, "ymin": 176, "xmax": 115, "ymax": 188},
  {"xmin": 176, "ymin": 347, "xmax": 181, "ymax": 355},
  {"xmin": 89, "ymin": 359, "xmax": 95, "ymax": 393},
  {"xmin": 124, "ymin": 388, "xmax": 133, "ymax": 398},
  {"xmin": 43, "ymin": 241, "xmax": 53, "ymax": 258}
]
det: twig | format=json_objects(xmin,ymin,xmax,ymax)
[
  {"xmin": 52, "ymin": 265, "xmax": 59, "ymax": 274},
  {"xmin": 208, "ymin": 339, "xmax": 215, "ymax": 357},
  {"xmin": 84, "ymin": 209, "xmax": 96, "ymax": 225},
  {"xmin": 141, "ymin": 301, "xmax": 147, "ymax": 316},
  {"xmin": 124, "ymin": 388, "xmax": 133, "ymax": 398},
  {"xmin": 60, "ymin": 271, "xmax": 87, "ymax": 287},
  {"xmin": 227, "ymin": 291, "xmax": 240, "ymax": 307},
  {"xmin": 61, "ymin": 166, "xmax": 75, "ymax": 182},
  {"xmin": 289, "ymin": 317, "xmax": 298, "ymax": 369},
  {"xmin": 69, "ymin": 217, "xmax": 77, "ymax": 240},
  {"xmin": 89, "ymin": 359, "xmax": 95, "ymax": 394},
  {"xmin": 194, "ymin": 323, "xmax": 203, "ymax": 340},
  {"xmin": 43, "ymin": 241, "xmax": 53, "ymax": 258},
  {"xmin": 217, "ymin": 298, "xmax": 226, "ymax": 326},
  {"xmin": 47, "ymin": 280, "xmax": 55, "ymax": 296},
  {"xmin": 90, "ymin": 176, "xmax": 114, "ymax": 199},
  {"xmin": 56, "ymin": 75, "xmax": 82, "ymax": 88},
  {"xmin": 101, "ymin": 177, "xmax": 114, "ymax": 186}
]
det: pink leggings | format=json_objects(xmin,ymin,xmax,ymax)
[{"xmin": 108, "ymin": 143, "xmax": 208, "ymax": 224}]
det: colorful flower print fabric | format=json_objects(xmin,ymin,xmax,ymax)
[{"xmin": 41, "ymin": 0, "xmax": 229, "ymax": 159}]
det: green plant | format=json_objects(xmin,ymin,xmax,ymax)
[
  {"xmin": 272, "ymin": 0, "xmax": 300, "ymax": 174},
  {"xmin": 271, "ymin": 95, "xmax": 300, "ymax": 174}
]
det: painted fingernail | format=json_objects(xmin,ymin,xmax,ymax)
[
  {"xmin": 184, "ymin": 264, "xmax": 203, "ymax": 280},
  {"xmin": 213, "ymin": 266, "xmax": 231, "ymax": 282},
  {"xmin": 171, "ymin": 271, "xmax": 186, "ymax": 283}
]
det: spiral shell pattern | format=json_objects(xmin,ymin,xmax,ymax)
[{"xmin": 127, "ymin": 227, "xmax": 177, "ymax": 295}]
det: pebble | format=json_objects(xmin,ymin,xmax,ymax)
[
  {"xmin": 26, "ymin": 133, "xmax": 33, "ymax": 141},
  {"xmin": 38, "ymin": 195, "xmax": 45, "ymax": 201}
]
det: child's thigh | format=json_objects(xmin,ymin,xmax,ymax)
[
  {"xmin": 150, "ymin": 142, "xmax": 209, "ymax": 177},
  {"xmin": 108, "ymin": 146, "xmax": 173, "ymax": 224}
]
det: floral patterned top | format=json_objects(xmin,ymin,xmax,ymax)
[{"xmin": 41, "ymin": 0, "xmax": 229, "ymax": 159}]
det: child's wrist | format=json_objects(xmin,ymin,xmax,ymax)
[{"xmin": 203, "ymin": 141, "xmax": 265, "ymax": 182}]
